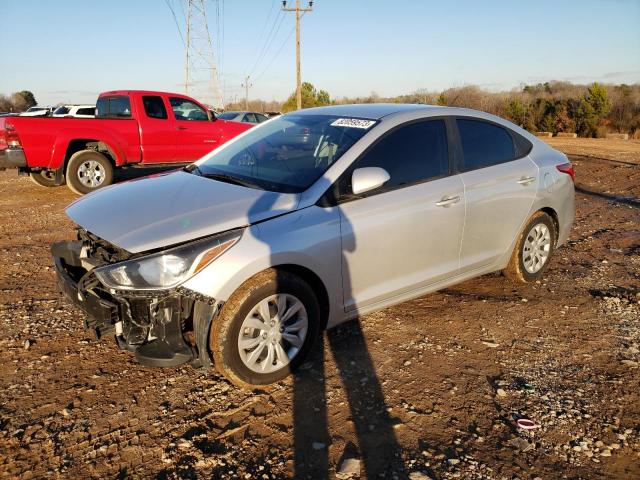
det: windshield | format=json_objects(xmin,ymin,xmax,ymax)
[
  {"xmin": 217, "ymin": 112, "xmax": 239, "ymax": 120},
  {"xmin": 195, "ymin": 114, "xmax": 376, "ymax": 193}
]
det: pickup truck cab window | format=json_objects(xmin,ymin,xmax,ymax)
[
  {"xmin": 170, "ymin": 97, "xmax": 208, "ymax": 121},
  {"xmin": 96, "ymin": 96, "xmax": 132, "ymax": 119},
  {"xmin": 142, "ymin": 96, "xmax": 168, "ymax": 120}
]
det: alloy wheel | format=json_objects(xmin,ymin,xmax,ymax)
[
  {"xmin": 77, "ymin": 160, "xmax": 105, "ymax": 188},
  {"xmin": 237, "ymin": 293, "xmax": 308, "ymax": 374},
  {"xmin": 522, "ymin": 223, "xmax": 551, "ymax": 274}
]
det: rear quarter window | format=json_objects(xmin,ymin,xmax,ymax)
[
  {"xmin": 96, "ymin": 96, "xmax": 132, "ymax": 118},
  {"xmin": 457, "ymin": 119, "xmax": 517, "ymax": 171}
]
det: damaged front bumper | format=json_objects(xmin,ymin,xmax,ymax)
[{"xmin": 51, "ymin": 236, "xmax": 217, "ymax": 369}]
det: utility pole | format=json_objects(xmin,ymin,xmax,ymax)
[
  {"xmin": 282, "ymin": 0, "xmax": 313, "ymax": 110},
  {"xmin": 241, "ymin": 75, "xmax": 252, "ymax": 110}
]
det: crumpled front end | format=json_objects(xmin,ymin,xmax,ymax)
[{"xmin": 51, "ymin": 229, "xmax": 216, "ymax": 368}]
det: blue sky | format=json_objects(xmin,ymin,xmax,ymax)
[{"xmin": 1, "ymin": 0, "xmax": 638, "ymax": 107}]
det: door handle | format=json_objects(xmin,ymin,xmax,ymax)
[
  {"xmin": 436, "ymin": 195, "xmax": 461, "ymax": 207},
  {"xmin": 517, "ymin": 176, "xmax": 536, "ymax": 185},
  {"xmin": 176, "ymin": 125, "xmax": 188, "ymax": 130}
]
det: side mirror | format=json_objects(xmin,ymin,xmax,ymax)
[{"xmin": 351, "ymin": 167, "xmax": 390, "ymax": 195}]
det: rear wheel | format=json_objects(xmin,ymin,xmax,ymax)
[
  {"xmin": 66, "ymin": 150, "xmax": 114, "ymax": 195},
  {"xmin": 210, "ymin": 269, "xmax": 320, "ymax": 387},
  {"xmin": 504, "ymin": 211, "xmax": 556, "ymax": 283},
  {"xmin": 29, "ymin": 169, "xmax": 64, "ymax": 187}
]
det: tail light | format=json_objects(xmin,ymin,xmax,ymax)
[
  {"xmin": 556, "ymin": 162, "xmax": 575, "ymax": 182},
  {"xmin": 4, "ymin": 120, "xmax": 22, "ymax": 148}
]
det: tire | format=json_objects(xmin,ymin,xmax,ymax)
[
  {"xmin": 210, "ymin": 269, "xmax": 320, "ymax": 388},
  {"xmin": 65, "ymin": 150, "xmax": 114, "ymax": 195},
  {"xmin": 29, "ymin": 169, "xmax": 64, "ymax": 187},
  {"xmin": 504, "ymin": 211, "xmax": 557, "ymax": 283}
]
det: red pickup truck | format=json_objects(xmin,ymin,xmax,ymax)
[{"xmin": 0, "ymin": 90, "xmax": 252, "ymax": 194}]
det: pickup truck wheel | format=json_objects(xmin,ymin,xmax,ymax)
[
  {"xmin": 210, "ymin": 269, "xmax": 320, "ymax": 388},
  {"xmin": 66, "ymin": 150, "xmax": 114, "ymax": 195},
  {"xmin": 29, "ymin": 169, "xmax": 64, "ymax": 187}
]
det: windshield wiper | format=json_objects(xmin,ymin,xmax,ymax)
[{"xmin": 200, "ymin": 172, "xmax": 264, "ymax": 190}]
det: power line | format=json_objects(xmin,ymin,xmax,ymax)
[
  {"xmin": 254, "ymin": 23, "xmax": 296, "ymax": 82},
  {"xmin": 248, "ymin": 10, "xmax": 285, "ymax": 76},
  {"xmin": 164, "ymin": 0, "xmax": 185, "ymax": 47},
  {"xmin": 252, "ymin": 0, "xmax": 278, "ymax": 60}
]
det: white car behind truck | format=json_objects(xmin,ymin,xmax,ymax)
[{"xmin": 52, "ymin": 105, "xmax": 96, "ymax": 118}]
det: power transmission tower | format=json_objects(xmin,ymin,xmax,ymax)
[
  {"xmin": 184, "ymin": 0, "xmax": 223, "ymax": 109},
  {"xmin": 282, "ymin": 0, "xmax": 313, "ymax": 110},
  {"xmin": 241, "ymin": 75, "xmax": 252, "ymax": 110}
]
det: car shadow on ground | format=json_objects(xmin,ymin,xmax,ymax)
[
  {"xmin": 575, "ymin": 185, "xmax": 640, "ymax": 208},
  {"xmin": 292, "ymin": 323, "xmax": 409, "ymax": 478}
]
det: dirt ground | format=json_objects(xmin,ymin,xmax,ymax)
[{"xmin": 0, "ymin": 141, "xmax": 638, "ymax": 480}]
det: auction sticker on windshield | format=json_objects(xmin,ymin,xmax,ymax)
[{"xmin": 330, "ymin": 118, "xmax": 376, "ymax": 129}]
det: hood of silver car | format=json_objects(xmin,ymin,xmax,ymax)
[{"xmin": 65, "ymin": 170, "xmax": 300, "ymax": 253}]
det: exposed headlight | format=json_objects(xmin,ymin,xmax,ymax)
[{"xmin": 94, "ymin": 230, "xmax": 242, "ymax": 290}]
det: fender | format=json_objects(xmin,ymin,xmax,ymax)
[{"xmin": 48, "ymin": 123, "xmax": 141, "ymax": 170}]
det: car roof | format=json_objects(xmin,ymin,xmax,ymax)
[
  {"xmin": 101, "ymin": 90, "xmax": 195, "ymax": 97},
  {"xmin": 221, "ymin": 111, "xmax": 265, "ymax": 115},
  {"xmin": 292, "ymin": 103, "xmax": 437, "ymax": 120}
]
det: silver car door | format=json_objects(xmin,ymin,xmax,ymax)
[
  {"xmin": 455, "ymin": 118, "xmax": 538, "ymax": 272},
  {"xmin": 339, "ymin": 175, "xmax": 465, "ymax": 312},
  {"xmin": 333, "ymin": 118, "xmax": 465, "ymax": 313}
]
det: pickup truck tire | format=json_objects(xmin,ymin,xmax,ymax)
[
  {"xmin": 66, "ymin": 150, "xmax": 114, "ymax": 195},
  {"xmin": 29, "ymin": 170, "xmax": 64, "ymax": 187},
  {"xmin": 210, "ymin": 269, "xmax": 320, "ymax": 387}
]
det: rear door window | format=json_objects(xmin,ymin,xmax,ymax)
[
  {"xmin": 341, "ymin": 119, "xmax": 450, "ymax": 196},
  {"xmin": 456, "ymin": 119, "xmax": 517, "ymax": 171},
  {"xmin": 96, "ymin": 96, "xmax": 132, "ymax": 118},
  {"xmin": 169, "ymin": 97, "xmax": 208, "ymax": 121},
  {"xmin": 142, "ymin": 96, "xmax": 168, "ymax": 119}
]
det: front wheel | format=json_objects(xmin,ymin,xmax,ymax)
[
  {"xmin": 210, "ymin": 269, "xmax": 320, "ymax": 387},
  {"xmin": 504, "ymin": 211, "xmax": 556, "ymax": 283},
  {"xmin": 66, "ymin": 150, "xmax": 114, "ymax": 195},
  {"xmin": 29, "ymin": 169, "xmax": 64, "ymax": 187}
]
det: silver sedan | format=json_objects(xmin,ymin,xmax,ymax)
[{"xmin": 53, "ymin": 104, "xmax": 575, "ymax": 386}]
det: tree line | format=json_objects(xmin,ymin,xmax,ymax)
[
  {"xmin": 7, "ymin": 82, "xmax": 638, "ymax": 138},
  {"xmin": 228, "ymin": 81, "xmax": 639, "ymax": 138},
  {"xmin": 0, "ymin": 91, "xmax": 38, "ymax": 113}
]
